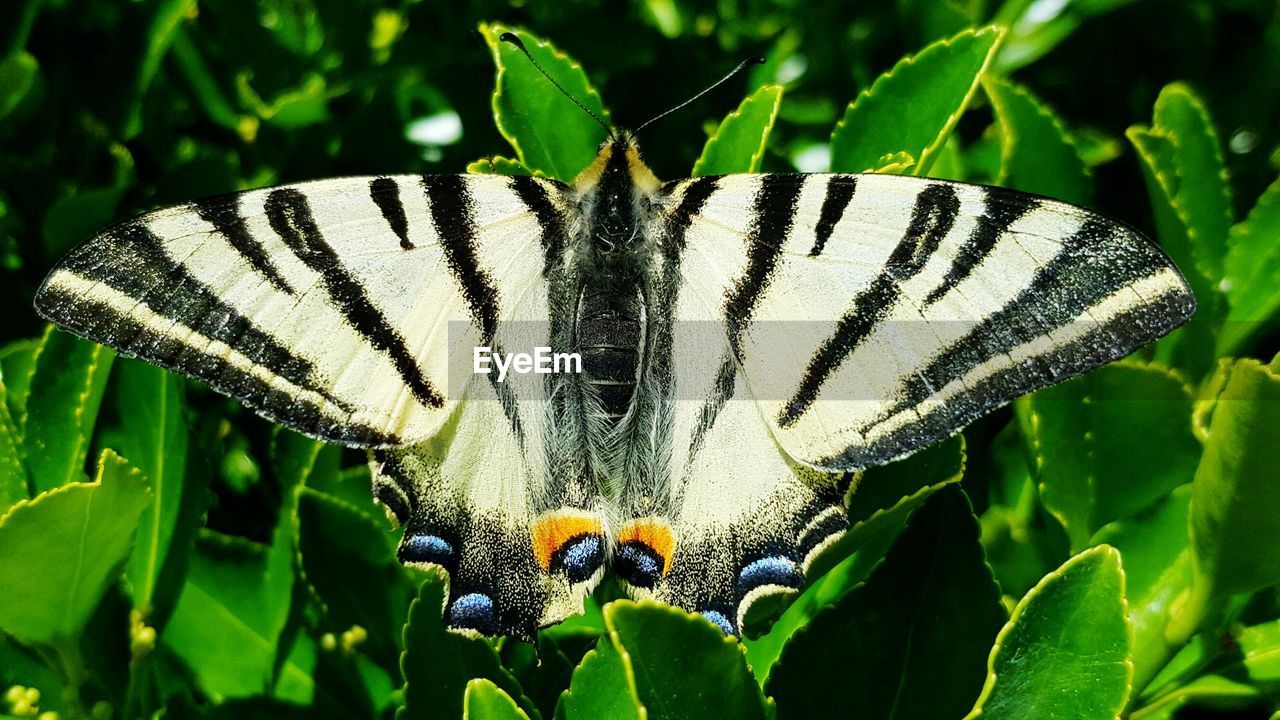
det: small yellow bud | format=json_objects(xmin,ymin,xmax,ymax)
[
  {"xmin": 23, "ymin": 687, "xmax": 40, "ymax": 704},
  {"xmin": 11, "ymin": 698, "xmax": 32, "ymax": 717},
  {"xmin": 320, "ymin": 633, "xmax": 337, "ymax": 652},
  {"xmin": 38, "ymin": 711, "xmax": 60, "ymax": 720},
  {"xmin": 5, "ymin": 685, "xmax": 25, "ymax": 704}
]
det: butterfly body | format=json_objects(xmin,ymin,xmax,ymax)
[{"xmin": 35, "ymin": 131, "xmax": 1194, "ymax": 639}]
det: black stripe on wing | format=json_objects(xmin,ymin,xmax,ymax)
[
  {"xmin": 264, "ymin": 188, "xmax": 445, "ymax": 410},
  {"xmin": 779, "ymin": 182, "xmax": 961, "ymax": 428},
  {"xmin": 370, "ymin": 177, "xmax": 415, "ymax": 250},
  {"xmin": 922, "ymin": 187, "xmax": 1038, "ymax": 306},
  {"xmin": 510, "ymin": 176, "xmax": 568, "ymax": 273},
  {"xmin": 421, "ymin": 175, "xmax": 500, "ymax": 342},
  {"xmin": 809, "ymin": 176, "xmax": 858, "ymax": 257},
  {"xmin": 38, "ymin": 221, "xmax": 337, "ymax": 407},
  {"xmin": 193, "ymin": 196, "xmax": 297, "ymax": 295},
  {"xmin": 832, "ymin": 287, "xmax": 1193, "ymax": 469},
  {"xmin": 35, "ymin": 284, "xmax": 395, "ymax": 445},
  {"xmin": 724, "ymin": 174, "xmax": 804, "ymax": 346}
]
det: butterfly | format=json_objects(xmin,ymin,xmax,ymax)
[{"xmin": 33, "ymin": 36, "xmax": 1194, "ymax": 640}]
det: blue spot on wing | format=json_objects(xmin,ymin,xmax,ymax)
[
  {"xmin": 701, "ymin": 610, "xmax": 735, "ymax": 636},
  {"xmin": 560, "ymin": 535, "xmax": 604, "ymax": 583},
  {"xmin": 399, "ymin": 533, "xmax": 454, "ymax": 566},
  {"xmin": 614, "ymin": 542, "xmax": 662, "ymax": 588},
  {"xmin": 448, "ymin": 593, "xmax": 497, "ymax": 634},
  {"xmin": 737, "ymin": 555, "xmax": 802, "ymax": 592}
]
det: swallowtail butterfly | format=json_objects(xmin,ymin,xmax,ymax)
[{"xmin": 33, "ymin": 36, "xmax": 1194, "ymax": 639}]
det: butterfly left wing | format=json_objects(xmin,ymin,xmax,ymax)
[
  {"xmin": 615, "ymin": 172, "xmax": 1194, "ymax": 634},
  {"xmin": 35, "ymin": 173, "xmax": 607, "ymax": 639}
]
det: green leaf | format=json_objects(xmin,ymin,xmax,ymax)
[
  {"xmin": 1091, "ymin": 485, "xmax": 1194, "ymax": 692},
  {"xmin": 121, "ymin": 0, "xmax": 197, "ymax": 138},
  {"xmin": 1017, "ymin": 362, "xmax": 1199, "ymax": 551},
  {"xmin": 0, "ymin": 375, "xmax": 26, "ymax": 510},
  {"xmin": 399, "ymin": 571, "xmax": 535, "ymax": 720},
  {"xmin": 830, "ymin": 26, "xmax": 1001, "ymax": 174},
  {"xmin": 0, "ymin": 50, "xmax": 38, "ymax": 121},
  {"xmin": 298, "ymin": 487, "xmax": 413, "ymax": 673},
  {"xmin": 0, "ymin": 449, "xmax": 150, "ymax": 647},
  {"xmin": 1133, "ymin": 618, "xmax": 1280, "ymax": 718},
  {"xmin": 767, "ymin": 486, "xmax": 1004, "ymax": 719},
  {"xmin": 23, "ymin": 328, "xmax": 115, "ymax": 493},
  {"xmin": 1221, "ymin": 175, "xmax": 1280, "ymax": 354},
  {"xmin": 162, "ymin": 531, "xmax": 296, "ymax": 701},
  {"xmin": 692, "ymin": 84, "xmax": 783, "ymax": 176},
  {"xmin": 467, "ymin": 155, "xmax": 538, "ymax": 177},
  {"xmin": 744, "ymin": 435, "xmax": 965, "ymax": 677},
  {"xmin": 480, "ymin": 23, "xmax": 609, "ymax": 181},
  {"xmin": 992, "ymin": 0, "xmax": 1141, "ymax": 72},
  {"xmin": 982, "ymin": 74, "xmax": 1091, "ymax": 205},
  {"xmin": 1127, "ymin": 83, "xmax": 1230, "ymax": 374},
  {"xmin": 0, "ymin": 338, "xmax": 40, "ymax": 429},
  {"xmin": 1186, "ymin": 358, "xmax": 1280, "ymax": 609},
  {"xmin": 107, "ymin": 359, "xmax": 197, "ymax": 623},
  {"xmin": 586, "ymin": 601, "xmax": 771, "ymax": 720},
  {"xmin": 558, "ymin": 623, "xmax": 643, "ymax": 720},
  {"xmin": 465, "ymin": 678, "xmax": 532, "ymax": 720},
  {"xmin": 964, "ymin": 545, "xmax": 1133, "ymax": 720}
]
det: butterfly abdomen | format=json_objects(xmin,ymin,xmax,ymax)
[{"xmin": 575, "ymin": 286, "xmax": 644, "ymax": 422}]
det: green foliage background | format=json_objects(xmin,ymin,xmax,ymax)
[{"xmin": 2, "ymin": 1, "xmax": 1280, "ymax": 718}]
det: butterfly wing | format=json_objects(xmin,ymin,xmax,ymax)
[
  {"xmin": 34, "ymin": 174, "xmax": 564, "ymax": 447},
  {"xmin": 36, "ymin": 173, "xmax": 605, "ymax": 638},
  {"xmin": 618, "ymin": 173, "xmax": 1193, "ymax": 633}
]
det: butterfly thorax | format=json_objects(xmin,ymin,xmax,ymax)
[{"xmin": 570, "ymin": 134, "xmax": 662, "ymax": 425}]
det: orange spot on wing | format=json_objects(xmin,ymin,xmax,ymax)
[
  {"xmin": 618, "ymin": 518, "xmax": 676, "ymax": 576},
  {"xmin": 531, "ymin": 511, "xmax": 604, "ymax": 571}
]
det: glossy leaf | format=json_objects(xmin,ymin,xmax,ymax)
[
  {"xmin": 767, "ymin": 486, "xmax": 1004, "ymax": 719},
  {"xmin": 830, "ymin": 27, "xmax": 1001, "ymax": 174},
  {"xmin": 692, "ymin": 84, "xmax": 783, "ymax": 176},
  {"xmin": 558, "ymin": 623, "xmax": 643, "ymax": 720},
  {"xmin": 744, "ymin": 435, "xmax": 965, "ymax": 676},
  {"xmin": 465, "ymin": 678, "xmax": 532, "ymax": 720},
  {"xmin": 23, "ymin": 328, "xmax": 115, "ymax": 492},
  {"xmin": 466, "ymin": 155, "xmax": 537, "ymax": 177},
  {"xmin": 108, "ymin": 359, "xmax": 196, "ymax": 623},
  {"xmin": 0, "ymin": 449, "xmax": 150, "ymax": 647},
  {"xmin": 588, "ymin": 601, "xmax": 771, "ymax": 720},
  {"xmin": 1187, "ymin": 358, "xmax": 1280, "ymax": 605},
  {"xmin": 480, "ymin": 23, "xmax": 609, "ymax": 181},
  {"xmin": 964, "ymin": 545, "xmax": 1133, "ymax": 720},
  {"xmin": 983, "ymin": 74, "xmax": 1091, "ymax": 205},
  {"xmin": 0, "ymin": 374, "xmax": 25, "ymax": 509},
  {"xmin": 162, "ymin": 531, "xmax": 296, "ymax": 700},
  {"xmin": 1221, "ymin": 176, "xmax": 1280, "ymax": 354},
  {"xmin": 399, "ymin": 571, "xmax": 535, "ymax": 720},
  {"xmin": 1018, "ymin": 362, "xmax": 1199, "ymax": 550},
  {"xmin": 1133, "ymin": 619, "xmax": 1280, "ymax": 718},
  {"xmin": 121, "ymin": 0, "xmax": 197, "ymax": 138},
  {"xmin": 1091, "ymin": 485, "xmax": 1193, "ymax": 692},
  {"xmin": 1127, "ymin": 83, "xmax": 1229, "ymax": 374},
  {"xmin": 298, "ymin": 487, "xmax": 413, "ymax": 673}
]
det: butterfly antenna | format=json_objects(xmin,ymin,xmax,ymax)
[
  {"xmin": 634, "ymin": 55, "xmax": 766, "ymax": 133},
  {"xmin": 499, "ymin": 32, "xmax": 612, "ymax": 137}
]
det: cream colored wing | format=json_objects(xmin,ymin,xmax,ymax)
[
  {"xmin": 611, "ymin": 172, "xmax": 1192, "ymax": 635},
  {"xmin": 34, "ymin": 174, "xmax": 570, "ymax": 447}
]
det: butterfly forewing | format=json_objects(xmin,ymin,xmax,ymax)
[{"xmin": 34, "ymin": 173, "xmax": 569, "ymax": 447}]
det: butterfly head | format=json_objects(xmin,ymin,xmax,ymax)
[{"xmin": 574, "ymin": 131, "xmax": 661, "ymax": 195}]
